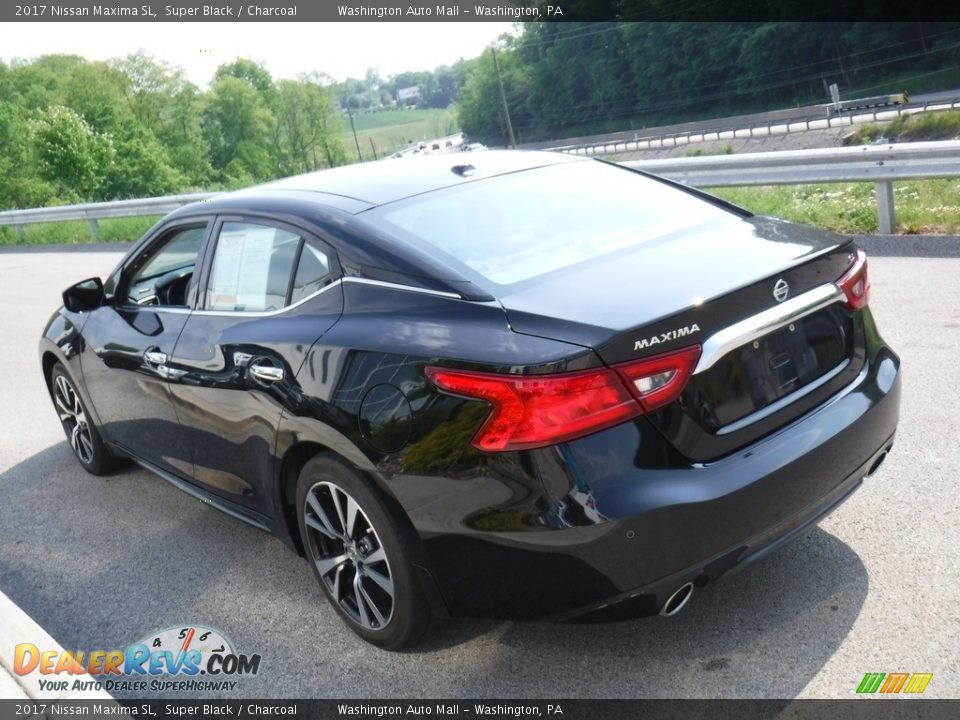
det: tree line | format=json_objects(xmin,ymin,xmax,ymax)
[
  {"xmin": 0, "ymin": 54, "xmax": 351, "ymax": 210},
  {"xmin": 0, "ymin": 52, "xmax": 484, "ymax": 211},
  {"xmin": 5, "ymin": 23, "xmax": 960, "ymax": 210},
  {"xmin": 458, "ymin": 22, "xmax": 960, "ymax": 146}
]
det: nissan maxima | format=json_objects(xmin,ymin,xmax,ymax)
[{"xmin": 39, "ymin": 151, "xmax": 900, "ymax": 649}]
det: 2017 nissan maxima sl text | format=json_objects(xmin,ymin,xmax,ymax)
[{"xmin": 40, "ymin": 151, "xmax": 900, "ymax": 649}]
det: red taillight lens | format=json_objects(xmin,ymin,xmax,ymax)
[
  {"xmin": 837, "ymin": 248, "xmax": 870, "ymax": 310},
  {"xmin": 425, "ymin": 345, "xmax": 701, "ymax": 452}
]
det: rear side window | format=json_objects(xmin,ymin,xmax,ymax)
[
  {"xmin": 370, "ymin": 160, "xmax": 739, "ymax": 287},
  {"xmin": 205, "ymin": 222, "xmax": 335, "ymax": 312},
  {"xmin": 291, "ymin": 243, "xmax": 332, "ymax": 304}
]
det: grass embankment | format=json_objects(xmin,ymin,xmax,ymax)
[
  {"xmin": 848, "ymin": 110, "xmax": 960, "ymax": 145},
  {"xmin": 0, "ymin": 216, "xmax": 159, "ymax": 246},
  {"xmin": 339, "ymin": 107, "xmax": 460, "ymax": 160},
  {"xmin": 703, "ymin": 111, "xmax": 960, "ymax": 234},
  {"xmin": 6, "ymin": 108, "xmax": 960, "ymax": 245},
  {"xmin": 4, "ymin": 181, "xmax": 958, "ymax": 244}
]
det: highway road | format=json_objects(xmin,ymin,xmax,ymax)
[
  {"xmin": 1, "ymin": 249, "xmax": 958, "ymax": 699},
  {"xmin": 546, "ymin": 95, "xmax": 960, "ymax": 156}
]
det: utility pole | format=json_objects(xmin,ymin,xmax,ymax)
[
  {"xmin": 491, "ymin": 46, "xmax": 516, "ymax": 148},
  {"xmin": 347, "ymin": 107, "xmax": 363, "ymax": 162}
]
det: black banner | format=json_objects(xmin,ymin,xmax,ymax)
[
  {"xmin": 3, "ymin": 0, "xmax": 960, "ymax": 22},
  {"xmin": 2, "ymin": 700, "xmax": 960, "ymax": 720}
]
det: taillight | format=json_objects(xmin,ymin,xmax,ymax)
[
  {"xmin": 425, "ymin": 345, "xmax": 701, "ymax": 452},
  {"xmin": 613, "ymin": 345, "xmax": 702, "ymax": 413},
  {"xmin": 837, "ymin": 248, "xmax": 870, "ymax": 310}
]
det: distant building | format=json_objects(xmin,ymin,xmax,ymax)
[{"xmin": 396, "ymin": 86, "xmax": 421, "ymax": 106}]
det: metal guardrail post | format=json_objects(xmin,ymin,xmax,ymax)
[
  {"xmin": 88, "ymin": 219, "xmax": 101, "ymax": 241},
  {"xmin": 875, "ymin": 181, "xmax": 896, "ymax": 234}
]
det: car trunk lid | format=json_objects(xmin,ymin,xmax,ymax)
[{"xmin": 499, "ymin": 217, "xmax": 865, "ymax": 461}]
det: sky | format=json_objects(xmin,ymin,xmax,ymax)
[{"xmin": 0, "ymin": 22, "xmax": 517, "ymax": 85}]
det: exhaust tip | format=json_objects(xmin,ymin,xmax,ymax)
[
  {"xmin": 659, "ymin": 582, "xmax": 694, "ymax": 617},
  {"xmin": 866, "ymin": 451, "xmax": 888, "ymax": 477}
]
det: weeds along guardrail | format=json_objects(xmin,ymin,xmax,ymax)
[
  {"xmin": 2, "ymin": 142, "xmax": 960, "ymax": 238},
  {"xmin": 623, "ymin": 140, "xmax": 960, "ymax": 233}
]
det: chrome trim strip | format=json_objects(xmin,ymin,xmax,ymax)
[
  {"xmin": 693, "ymin": 283, "xmax": 845, "ymax": 375},
  {"xmin": 192, "ymin": 278, "xmax": 344, "ymax": 317},
  {"xmin": 186, "ymin": 277, "xmax": 461, "ymax": 318},
  {"xmin": 341, "ymin": 276, "xmax": 463, "ymax": 299}
]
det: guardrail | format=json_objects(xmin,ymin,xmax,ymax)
[
  {"xmin": 2, "ymin": 142, "xmax": 959, "ymax": 237},
  {"xmin": 623, "ymin": 140, "xmax": 960, "ymax": 233},
  {"xmin": 545, "ymin": 98, "xmax": 960, "ymax": 157},
  {"xmin": 0, "ymin": 192, "xmax": 217, "ymax": 240}
]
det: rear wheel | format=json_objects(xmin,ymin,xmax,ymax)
[
  {"xmin": 50, "ymin": 363, "xmax": 119, "ymax": 475},
  {"xmin": 296, "ymin": 454, "xmax": 434, "ymax": 650}
]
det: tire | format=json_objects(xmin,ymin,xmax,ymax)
[
  {"xmin": 50, "ymin": 363, "xmax": 119, "ymax": 476},
  {"xmin": 296, "ymin": 454, "xmax": 434, "ymax": 650}
]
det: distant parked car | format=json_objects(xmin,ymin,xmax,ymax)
[{"xmin": 40, "ymin": 151, "xmax": 899, "ymax": 649}]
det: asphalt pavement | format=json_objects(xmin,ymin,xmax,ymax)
[{"xmin": 0, "ymin": 249, "xmax": 958, "ymax": 699}]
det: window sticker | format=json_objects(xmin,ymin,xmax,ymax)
[{"xmin": 210, "ymin": 227, "xmax": 278, "ymax": 310}]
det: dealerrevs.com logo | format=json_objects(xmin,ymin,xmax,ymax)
[
  {"xmin": 856, "ymin": 672, "xmax": 933, "ymax": 695},
  {"xmin": 13, "ymin": 625, "xmax": 260, "ymax": 693}
]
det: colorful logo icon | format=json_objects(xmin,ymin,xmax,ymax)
[{"xmin": 857, "ymin": 672, "xmax": 933, "ymax": 695}]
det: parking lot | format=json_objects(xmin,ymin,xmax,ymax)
[{"xmin": 1, "ymin": 249, "xmax": 958, "ymax": 699}]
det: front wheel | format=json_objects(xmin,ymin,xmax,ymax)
[
  {"xmin": 296, "ymin": 455, "xmax": 434, "ymax": 650},
  {"xmin": 50, "ymin": 363, "xmax": 119, "ymax": 476}
]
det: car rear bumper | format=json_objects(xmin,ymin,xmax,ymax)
[{"xmin": 421, "ymin": 345, "xmax": 901, "ymax": 620}]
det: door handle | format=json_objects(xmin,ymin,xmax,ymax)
[
  {"xmin": 249, "ymin": 362, "xmax": 284, "ymax": 384},
  {"xmin": 144, "ymin": 350, "xmax": 167, "ymax": 365}
]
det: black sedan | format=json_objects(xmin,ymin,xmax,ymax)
[{"xmin": 39, "ymin": 151, "xmax": 900, "ymax": 649}]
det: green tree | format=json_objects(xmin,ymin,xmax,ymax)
[
  {"xmin": 112, "ymin": 52, "xmax": 212, "ymax": 185},
  {"xmin": 203, "ymin": 75, "xmax": 277, "ymax": 183},
  {"xmin": 0, "ymin": 102, "xmax": 55, "ymax": 208},
  {"xmin": 30, "ymin": 105, "xmax": 113, "ymax": 201},
  {"xmin": 100, "ymin": 119, "xmax": 183, "ymax": 199},
  {"xmin": 459, "ymin": 41, "xmax": 532, "ymax": 146},
  {"xmin": 273, "ymin": 76, "xmax": 348, "ymax": 175},
  {"xmin": 214, "ymin": 58, "xmax": 275, "ymax": 98}
]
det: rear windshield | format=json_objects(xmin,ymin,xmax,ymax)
[{"xmin": 368, "ymin": 160, "xmax": 741, "ymax": 287}]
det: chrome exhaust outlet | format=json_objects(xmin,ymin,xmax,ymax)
[
  {"xmin": 659, "ymin": 582, "xmax": 694, "ymax": 617},
  {"xmin": 866, "ymin": 451, "xmax": 888, "ymax": 477}
]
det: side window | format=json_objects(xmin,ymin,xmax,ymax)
[
  {"xmin": 291, "ymin": 242, "xmax": 333, "ymax": 304},
  {"xmin": 206, "ymin": 222, "xmax": 301, "ymax": 312},
  {"xmin": 124, "ymin": 225, "xmax": 206, "ymax": 308}
]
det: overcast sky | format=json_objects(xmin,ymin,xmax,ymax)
[{"xmin": 0, "ymin": 22, "xmax": 517, "ymax": 85}]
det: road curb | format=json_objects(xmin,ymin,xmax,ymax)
[
  {"xmin": 853, "ymin": 234, "xmax": 960, "ymax": 258},
  {"xmin": 0, "ymin": 588, "xmax": 113, "ymax": 700}
]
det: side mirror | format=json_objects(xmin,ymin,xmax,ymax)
[{"xmin": 63, "ymin": 277, "xmax": 105, "ymax": 313}]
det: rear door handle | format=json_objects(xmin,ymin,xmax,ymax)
[{"xmin": 249, "ymin": 362, "xmax": 284, "ymax": 384}]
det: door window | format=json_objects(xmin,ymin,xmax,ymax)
[{"xmin": 124, "ymin": 225, "xmax": 206, "ymax": 307}]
